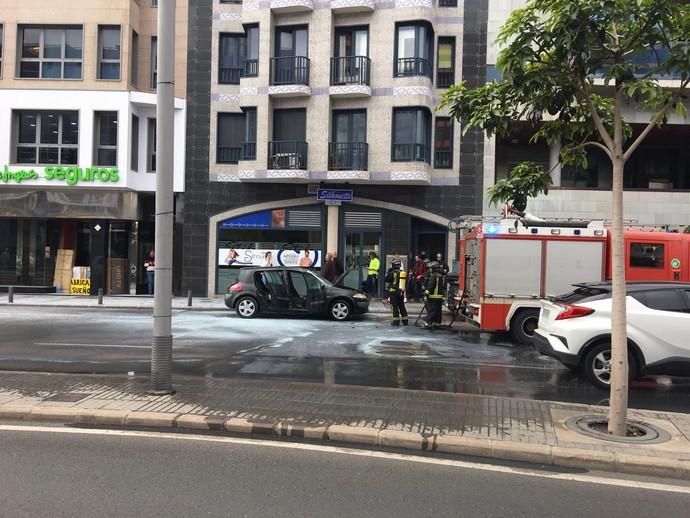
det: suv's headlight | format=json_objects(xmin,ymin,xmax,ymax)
[{"xmin": 353, "ymin": 293, "xmax": 367, "ymax": 301}]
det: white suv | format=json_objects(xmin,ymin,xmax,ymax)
[{"xmin": 533, "ymin": 282, "xmax": 690, "ymax": 389}]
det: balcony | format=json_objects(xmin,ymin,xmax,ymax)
[
  {"xmin": 269, "ymin": 56, "xmax": 311, "ymax": 97},
  {"xmin": 268, "ymin": 141, "xmax": 308, "ymax": 170},
  {"xmin": 217, "ymin": 146, "xmax": 242, "ymax": 164},
  {"xmin": 392, "ymin": 143, "xmax": 431, "ymax": 164},
  {"xmin": 436, "ymin": 69, "xmax": 454, "ymax": 89},
  {"xmin": 434, "ymin": 150, "xmax": 452, "ymax": 169},
  {"xmin": 270, "ymin": 0, "xmax": 314, "ymax": 13},
  {"xmin": 328, "ymin": 142, "xmax": 368, "ymax": 171},
  {"xmin": 329, "ymin": 56, "xmax": 371, "ymax": 97},
  {"xmin": 330, "ymin": 0, "xmax": 375, "ymax": 13},
  {"xmin": 219, "ymin": 67, "xmax": 242, "ymax": 85},
  {"xmin": 394, "ymin": 58, "xmax": 432, "ymax": 79},
  {"xmin": 241, "ymin": 142, "xmax": 257, "ymax": 161}
]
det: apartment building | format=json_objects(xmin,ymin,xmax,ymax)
[
  {"xmin": 182, "ymin": 0, "xmax": 490, "ymax": 296},
  {"xmin": 483, "ymin": 0, "xmax": 690, "ymax": 227},
  {"xmin": 0, "ymin": 0, "xmax": 188, "ymax": 294}
]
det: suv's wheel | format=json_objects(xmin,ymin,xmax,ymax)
[
  {"xmin": 583, "ymin": 342, "xmax": 638, "ymax": 390},
  {"xmin": 329, "ymin": 300, "xmax": 352, "ymax": 321},
  {"xmin": 509, "ymin": 309, "xmax": 540, "ymax": 345},
  {"xmin": 236, "ymin": 296, "xmax": 258, "ymax": 318}
]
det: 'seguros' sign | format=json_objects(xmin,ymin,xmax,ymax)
[{"xmin": 1, "ymin": 165, "xmax": 120, "ymax": 186}]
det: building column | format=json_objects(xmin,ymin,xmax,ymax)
[
  {"xmin": 326, "ymin": 204, "xmax": 339, "ymax": 255},
  {"xmin": 549, "ymin": 141, "xmax": 562, "ymax": 186}
]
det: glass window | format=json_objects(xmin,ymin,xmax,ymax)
[
  {"xmin": 18, "ymin": 26, "xmax": 83, "ymax": 79},
  {"xmin": 98, "ymin": 26, "xmax": 121, "ymax": 80},
  {"xmin": 437, "ymin": 37, "xmax": 455, "ymax": 88},
  {"xmin": 629, "ymin": 243, "xmax": 665, "ymax": 269},
  {"xmin": 150, "ymin": 36, "xmax": 157, "ymax": 89},
  {"xmin": 95, "ymin": 112, "xmax": 118, "ymax": 166},
  {"xmin": 219, "ymin": 33, "xmax": 245, "ymax": 84},
  {"xmin": 395, "ymin": 22, "xmax": 433, "ymax": 78},
  {"xmin": 639, "ymin": 290, "xmax": 687, "ymax": 313},
  {"xmin": 288, "ymin": 271, "xmax": 308, "ymax": 299},
  {"xmin": 14, "ymin": 110, "xmax": 78, "ymax": 165},
  {"xmin": 392, "ymin": 107, "xmax": 431, "ymax": 163},
  {"xmin": 434, "ymin": 117, "xmax": 453, "ymax": 169},
  {"xmin": 131, "ymin": 31, "xmax": 139, "ymax": 86},
  {"xmin": 217, "ymin": 113, "xmax": 245, "ymax": 164},
  {"xmin": 131, "ymin": 115, "xmax": 139, "ymax": 171},
  {"xmin": 147, "ymin": 118, "xmax": 156, "ymax": 172},
  {"xmin": 244, "ymin": 25, "xmax": 259, "ymax": 77}
]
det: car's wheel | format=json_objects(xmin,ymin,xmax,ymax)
[
  {"xmin": 509, "ymin": 309, "xmax": 540, "ymax": 345},
  {"xmin": 329, "ymin": 300, "xmax": 352, "ymax": 321},
  {"xmin": 236, "ymin": 296, "xmax": 258, "ymax": 318},
  {"xmin": 583, "ymin": 342, "xmax": 638, "ymax": 391}
]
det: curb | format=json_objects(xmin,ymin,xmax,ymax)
[{"xmin": 2, "ymin": 405, "xmax": 687, "ymax": 481}]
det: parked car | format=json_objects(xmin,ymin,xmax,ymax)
[
  {"xmin": 224, "ymin": 267, "xmax": 369, "ymax": 321},
  {"xmin": 533, "ymin": 282, "xmax": 690, "ymax": 389}
]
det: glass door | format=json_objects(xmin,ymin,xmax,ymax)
[
  {"xmin": 342, "ymin": 230, "xmax": 381, "ymax": 295},
  {"xmin": 332, "ymin": 110, "xmax": 367, "ymax": 170}
]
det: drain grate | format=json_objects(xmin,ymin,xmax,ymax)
[{"xmin": 43, "ymin": 392, "xmax": 91, "ymax": 403}]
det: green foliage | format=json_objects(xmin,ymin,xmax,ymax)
[{"xmin": 486, "ymin": 162, "xmax": 552, "ymax": 211}]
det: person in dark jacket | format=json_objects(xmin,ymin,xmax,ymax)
[
  {"xmin": 423, "ymin": 261, "xmax": 446, "ymax": 330},
  {"xmin": 321, "ymin": 252, "xmax": 337, "ymax": 283},
  {"xmin": 333, "ymin": 251, "xmax": 344, "ymax": 277},
  {"xmin": 410, "ymin": 254, "xmax": 426, "ymax": 302},
  {"xmin": 385, "ymin": 258, "xmax": 408, "ymax": 326}
]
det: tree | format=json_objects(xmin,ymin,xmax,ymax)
[
  {"xmin": 440, "ymin": 0, "xmax": 690, "ymax": 435},
  {"xmin": 486, "ymin": 162, "xmax": 552, "ymax": 213}
]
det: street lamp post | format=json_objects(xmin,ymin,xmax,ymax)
[{"xmin": 150, "ymin": 0, "xmax": 175, "ymax": 394}]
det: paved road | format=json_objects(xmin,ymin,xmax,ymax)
[
  {"xmin": 1, "ymin": 426, "xmax": 689, "ymax": 518},
  {"xmin": 1, "ymin": 306, "xmax": 689, "ymax": 412}
]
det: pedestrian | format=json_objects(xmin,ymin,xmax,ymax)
[
  {"xmin": 411, "ymin": 254, "xmax": 426, "ymax": 302},
  {"xmin": 366, "ymin": 251, "xmax": 380, "ymax": 295},
  {"xmin": 333, "ymin": 251, "xmax": 344, "ymax": 277},
  {"xmin": 321, "ymin": 252, "xmax": 337, "ymax": 283},
  {"xmin": 144, "ymin": 249, "xmax": 155, "ymax": 295},
  {"xmin": 385, "ymin": 258, "xmax": 408, "ymax": 326},
  {"xmin": 423, "ymin": 261, "xmax": 446, "ymax": 330}
]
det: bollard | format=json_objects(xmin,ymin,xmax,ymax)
[
  {"xmin": 8, "ymin": 286, "xmax": 14, "ymax": 304},
  {"xmin": 98, "ymin": 288, "xmax": 103, "ymax": 305},
  {"xmin": 187, "ymin": 290, "xmax": 193, "ymax": 307}
]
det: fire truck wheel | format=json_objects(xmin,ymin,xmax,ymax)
[
  {"xmin": 509, "ymin": 309, "xmax": 540, "ymax": 345},
  {"xmin": 583, "ymin": 342, "xmax": 638, "ymax": 391}
]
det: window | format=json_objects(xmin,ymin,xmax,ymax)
[
  {"xmin": 94, "ymin": 112, "xmax": 118, "ymax": 166},
  {"xmin": 638, "ymin": 290, "xmax": 688, "ymax": 313},
  {"xmin": 438, "ymin": 0, "xmax": 457, "ymax": 6},
  {"xmin": 272, "ymin": 26, "xmax": 309, "ymax": 85},
  {"xmin": 150, "ymin": 36, "xmax": 157, "ymax": 89},
  {"xmin": 437, "ymin": 37, "xmax": 455, "ymax": 88},
  {"xmin": 14, "ymin": 111, "xmax": 79, "ymax": 165},
  {"xmin": 395, "ymin": 22, "xmax": 433, "ymax": 78},
  {"xmin": 630, "ymin": 243, "xmax": 665, "ymax": 269},
  {"xmin": 219, "ymin": 33, "xmax": 245, "ymax": 84},
  {"xmin": 332, "ymin": 27, "xmax": 369, "ymax": 86},
  {"xmin": 131, "ymin": 115, "xmax": 139, "ymax": 171},
  {"xmin": 434, "ymin": 117, "xmax": 453, "ymax": 169},
  {"xmin": 147, "ymin": 118, "xmax": 156, "ymax": 172},
  {"xmin": 242, "ymin": 107, "xmax": 257, "ymax": 160},
  {"xmin": 270, "ymin": 109, "xmax": 307, "ymax": 169},
  {"xmin": 392, "ymin": 107, "xmax": 431, "ymax": 163},
  {"xmin": 97, "ymin": 26, "xmax": 121, "ymax": 80},
  {"xmin": 131, "ymin": 31, "xmax": 139, "ymax": 86},
  {"xmin": 18, "ymin": 26, "xmax": 83, "ymax": 79},
  {"xmin": 217, "ymin": 113, "xmax": 244, "ymax": 164},
  {"xmin": 244, "ymin": 25, "xmax": 259, "ymax": 77},
  {"xmin": 288, "ymin": 271, "xmax": 309, "ymax": 302}
]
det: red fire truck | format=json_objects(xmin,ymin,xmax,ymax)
[{"xmin": 456, "ymin": 217, "xmax": 690, "ymax": 344}]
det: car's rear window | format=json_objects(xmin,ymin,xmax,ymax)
[{"xmin": 553, "ymin": 286, "xmax": 611, "ymax": 304}]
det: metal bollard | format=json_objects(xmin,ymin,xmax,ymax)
[
  {"xmin": 98, "ymin": 288, "xmax": 103, "ymax": 305},
  {"xmin": 187, "ymin": 290, "xmax": 193, "ymax": 307},
  {"xmin": 8, "ymin": 286, "xmax": 14, "ymax": 303}
]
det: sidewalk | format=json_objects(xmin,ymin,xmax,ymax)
[
  {"xmin": 1, "ymin": 371, "xmax": 689, "ymax": 480},
  {"xmin": 0, "ymin": 293, "xmax": 426, "ymax": 315}
]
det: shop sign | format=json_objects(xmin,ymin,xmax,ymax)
[
  {"xmin": 1, "ymin": 165, "xmax": 120, "ymax": 186},
  {"xmin": 218, "ymin": 248, "xmax": 322, "ymax": 268},
  {"xmin": 70, "ymin": 278, "xmax": 91, "ymax": 295},
  {"xmin": 317, "ymin": 189, "xmax": 353, "ymax": 203}
]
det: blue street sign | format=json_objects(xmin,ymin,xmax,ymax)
[{"xmin": 317, "ymin": 188, "xmax": 353, "ymax": 202}]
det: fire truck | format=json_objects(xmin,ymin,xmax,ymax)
[{"xmin": 455, "ymin": 217, "xmax": 690, "ymax": 344}]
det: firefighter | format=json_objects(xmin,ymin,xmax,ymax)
[
  {"xmin": 423, "ymin": 261, "xmax": 446, "ymax": 330},
  {"xmin": 385, "ymin": 259, "xmax": 408, "ymax": 326}
]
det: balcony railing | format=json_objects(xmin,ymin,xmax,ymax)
[
  {"xmin": 330, "ymin": 56, "xmax": 371, "ymax": 86},
  {"xmin": 217, "ymin": 146, "xmax": 242, "ymax": 164},
  {"xmin": 395, "ymin": 58, "xmax": 432, "ymax": 78},
  {"xmin": 436, "ymin": 69, "xmax": 454, "ymax": 88},
  {"xmin": 270, "ymin": 56, "xmax": 310, "ymax": 86},
  {"xmin": 268, "ymin": 141, "xmax": 308, "ymax": 169},
  {"xmin": 392, "ymin": 143, "xmax": 431, "ymax": 164},
  {"xmin": 243, "ymin": 59, "xmax": 259, "ymax": 78},
  {"xmin": 328, "ymin": 142, "xmax": 368, "ymax": 170},
  {"xmin": 242, "ymin": 142, "xmax": 257, "ymax": 161},
  {"xmin": 219, "ymin": 66, "xmax": 243, "ymax": 85},
  {"xmin": 434, "ymin": 150, "xmax": 452, "ymax": 169}
]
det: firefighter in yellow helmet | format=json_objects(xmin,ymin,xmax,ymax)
[
  {"xmin": 423, "ymin": 261, "xmax": 446, "ymax": 329},
  {"xmin": 385, "ymin": 258, "xmax": 408, "ymax": 326}
]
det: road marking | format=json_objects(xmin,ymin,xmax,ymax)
[
  {"xmin": 34, "ymin": 342, "xmax": 150, "ymax": 349},
  {"xmin": 1, "ymin": 424, "xmax": 689, "ymax": 494}
]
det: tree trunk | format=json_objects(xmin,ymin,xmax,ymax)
[{"xmin": 608, "ymin": 157, "xmax": 628, "ymax": 436}]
